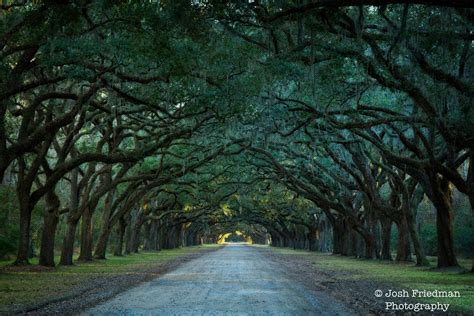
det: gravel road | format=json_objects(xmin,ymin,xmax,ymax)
[{"xmin": 83, "ymin": 244, "xmax": 353, "ymax": 315}]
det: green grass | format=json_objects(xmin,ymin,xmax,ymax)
[
  {"xmin": 266, "ymin": 247, "xmax": 474, "ymax": 313},
  {"xmin": 0, "ymin": 245, "xmax": 219, "ymax": 311}
]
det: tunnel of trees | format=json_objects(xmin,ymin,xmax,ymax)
[{"xmin": 0, "ymin": 0, "xmax": 473, "ymax": 272}]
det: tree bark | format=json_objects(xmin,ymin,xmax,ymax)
[
  {"xmin": 131, "ymin": 221, "xmax": 142, "ymax": 253},
  {"xmin": 405, "ymin": 183, "xmax": 430, "ymax": 266},
  {"xmin": 405, "ymin": 207, "xmax": 429, "ymax": 266},
  {"xmin": 60, "ymin": 167, "xmax": 80, "ymax": 265},
  {"xmin": 143, "ymin": 221, "xmax": 152, "ymax": 250},
  {"xmin": 14, "ymin": 188, "xmax": 32, "ymax": 265},
  {"xmin": 332, "ymin": 222, "xmax": 342, "ymax": 254},
  {"xmin": 434, "ymin": 199, "xmax": 459, "ymax": 268},
  {"xmin": 431, "ymin": 177, "xmax": 459, "ymax": 268},
  {"xmin": 380, "ymin": 218, "xmax": 392, "ymax": 260},
  {"xmin": 60, "ymin": 219, "xmax": 79, "ymax": 265},
  {"xmin": 93, "ymin": 174, "xmax": 114, "ymax": 259},
  {"xmin": 93, "ymin": 226, "xmax": 110, "ymax": 259},
  {"xmin": 307, "ymin": 227, "xmax": 318, "ymax": 251},
  {"xmin": 78, "ymin": 208, "xmax": 94, "ymax": 261},
  {"xmin": 395, "ymin": 216, "xmax": 412, "ymax": 262},
  {"xmin": 124, "ymin": 221, "xmax": 132, "ymax": 255},
  {"xmin": 114, "ymin": 217, "xmax": 126, "ymax": 256},
  {"xmin": 150, "ymin": 221, "xmax": 159, "ymax": 250},
  {"xmin": 466, "ymin": 152, "xmax": 474, "ymax": 272},
  {"xmin": 39, "ymin": 190, "xmax": 60, "ymax": 267},
  {"xmin": 362, "ymin": 232, "xmax": 376, "ymax": 259}
]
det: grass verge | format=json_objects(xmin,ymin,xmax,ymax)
[
  {"xmin": 0, "ymin": 244, "xmax": 220, "ymax": 312},
  {"xmin": 264, "ymin": 247, "xmax": 474, "ymax": 313}
]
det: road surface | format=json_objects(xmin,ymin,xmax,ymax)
[{"xmin": 84, "ymin": 244, "xmax": 352, "ymax": 315}]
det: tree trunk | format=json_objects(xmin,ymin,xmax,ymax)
[
  {"xmin": 60, "ymin": 167, "xmax": 80, "ymax": 266},
  {"xmin": 369, "ymin": 215, "xmax": 381, "ymax": 259},
  {"xmin": 466, "ymin": 152, "xmax": 474, "ymax": 272},
  {"xmin": 151, "ymin": 221, "xmax": 159, "ymax": 250},
  {"xmin": 114, "ymin": 218, "xmax": 126, "ymax": 256},
  {"xmin": 351, "ymin": 221, "xmax": 376, "ymax": 259},
  {"xmin": 320, "ymin": 219, "xmax": 330, "ymax": 252},
  {"xmin": 431, "ymin": 177, "xmax": 459, "ymax": 268},
  {"xmin": 349, "ymin": 229, "xmax": 359, "ymax": 257},
  {"xmin": 395, "ymin": 216, "xmax": 412, "ymax": 262},
  {"xmin": 93, "ymin": 183, "xmax": 114, "ymax": 259},
  {"xmin": 14, "ymin": 190, "xmax": 32, "ymax": 265},
  {"xmin": 93, "ymin": 226, "xmax": 110, "ymax": 259},
  {"xmin": 405, "ymin": 208, "xmax": 429, "ymax": 266},
  {"xmin": 60, "ymin": 220, "xmax": 79, "ymax": 265},
  {"xmin": 131, "ymin": 223, "xmax": 141, "ymax": 253},
  {"xmin": 78, "ymin": 208, "xmax": 93, "ymax": 261},
  {"xmin": 143, "ymin": 221, "xmax": 152, "ymax": 250},
  {"xmin": 39, "ymin": 190, "xmax": 60, "ymax": 267},
  {"xmin": 332, "ymin": 222, "xmax": 342, "ymax": 254},
  {"xmin": 380, "ymin": 218, "xmax": 392, "ymax": 260},
  {"xmin": 124, "ymin": 223, "xmax": 132, "ymax": 254},
  {"xmin": 307, "ymin": 227, "xmax": 318, "ymax": 251},
  {"xmin": 434, "ymin": 199, "xmax": 458, "ymax": 267},
  {"xmin": 278, "ymin": 234, "xmax": 284, "ymax": 247},
  {"xmin": 340, "ymin": 225, "xmax": 351, "ymax": 256},
  {"xmin": 362, "ymin": 232, "xmax": 376, "ymax": 259},
  {"xmin": 180, "ymin": 224, "xmax": 186, "ymax": 248}
]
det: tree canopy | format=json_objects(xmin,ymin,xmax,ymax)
[{"xmin": 0, "ymin": 0, "xmax": 473, "ymax": 271}]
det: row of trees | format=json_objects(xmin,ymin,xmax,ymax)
[
  {"xmin": 0, "ymin": 1, "xmax": 473, "ymax": 271},
  {"xmin": 0, "ymin": 1, "xmax": 251, "ymax": 266},
  {"xmin": 215, "ymin": 1, "xmax": 473, "ymax": 270}
]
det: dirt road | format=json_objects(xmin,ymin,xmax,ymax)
[{"xmin": 83, "ymin": 244, "xmax": 352, "ymax": 315}]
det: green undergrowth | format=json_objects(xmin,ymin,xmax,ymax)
[
  {"xmin": 265, "ymin": 246, "xmax": 474, "ymax": 313},
  {"xmin": 0, "ymin": 245, "xmax": 219, "ymax": 311}
]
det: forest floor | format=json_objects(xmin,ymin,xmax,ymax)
[
  {"xmin": 260, "ymin": 246, "xmax": 474, "ymax": 315},
  {"xmin": 0, "ymin": 245, "xmax": 221, "ymax": 315}
]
